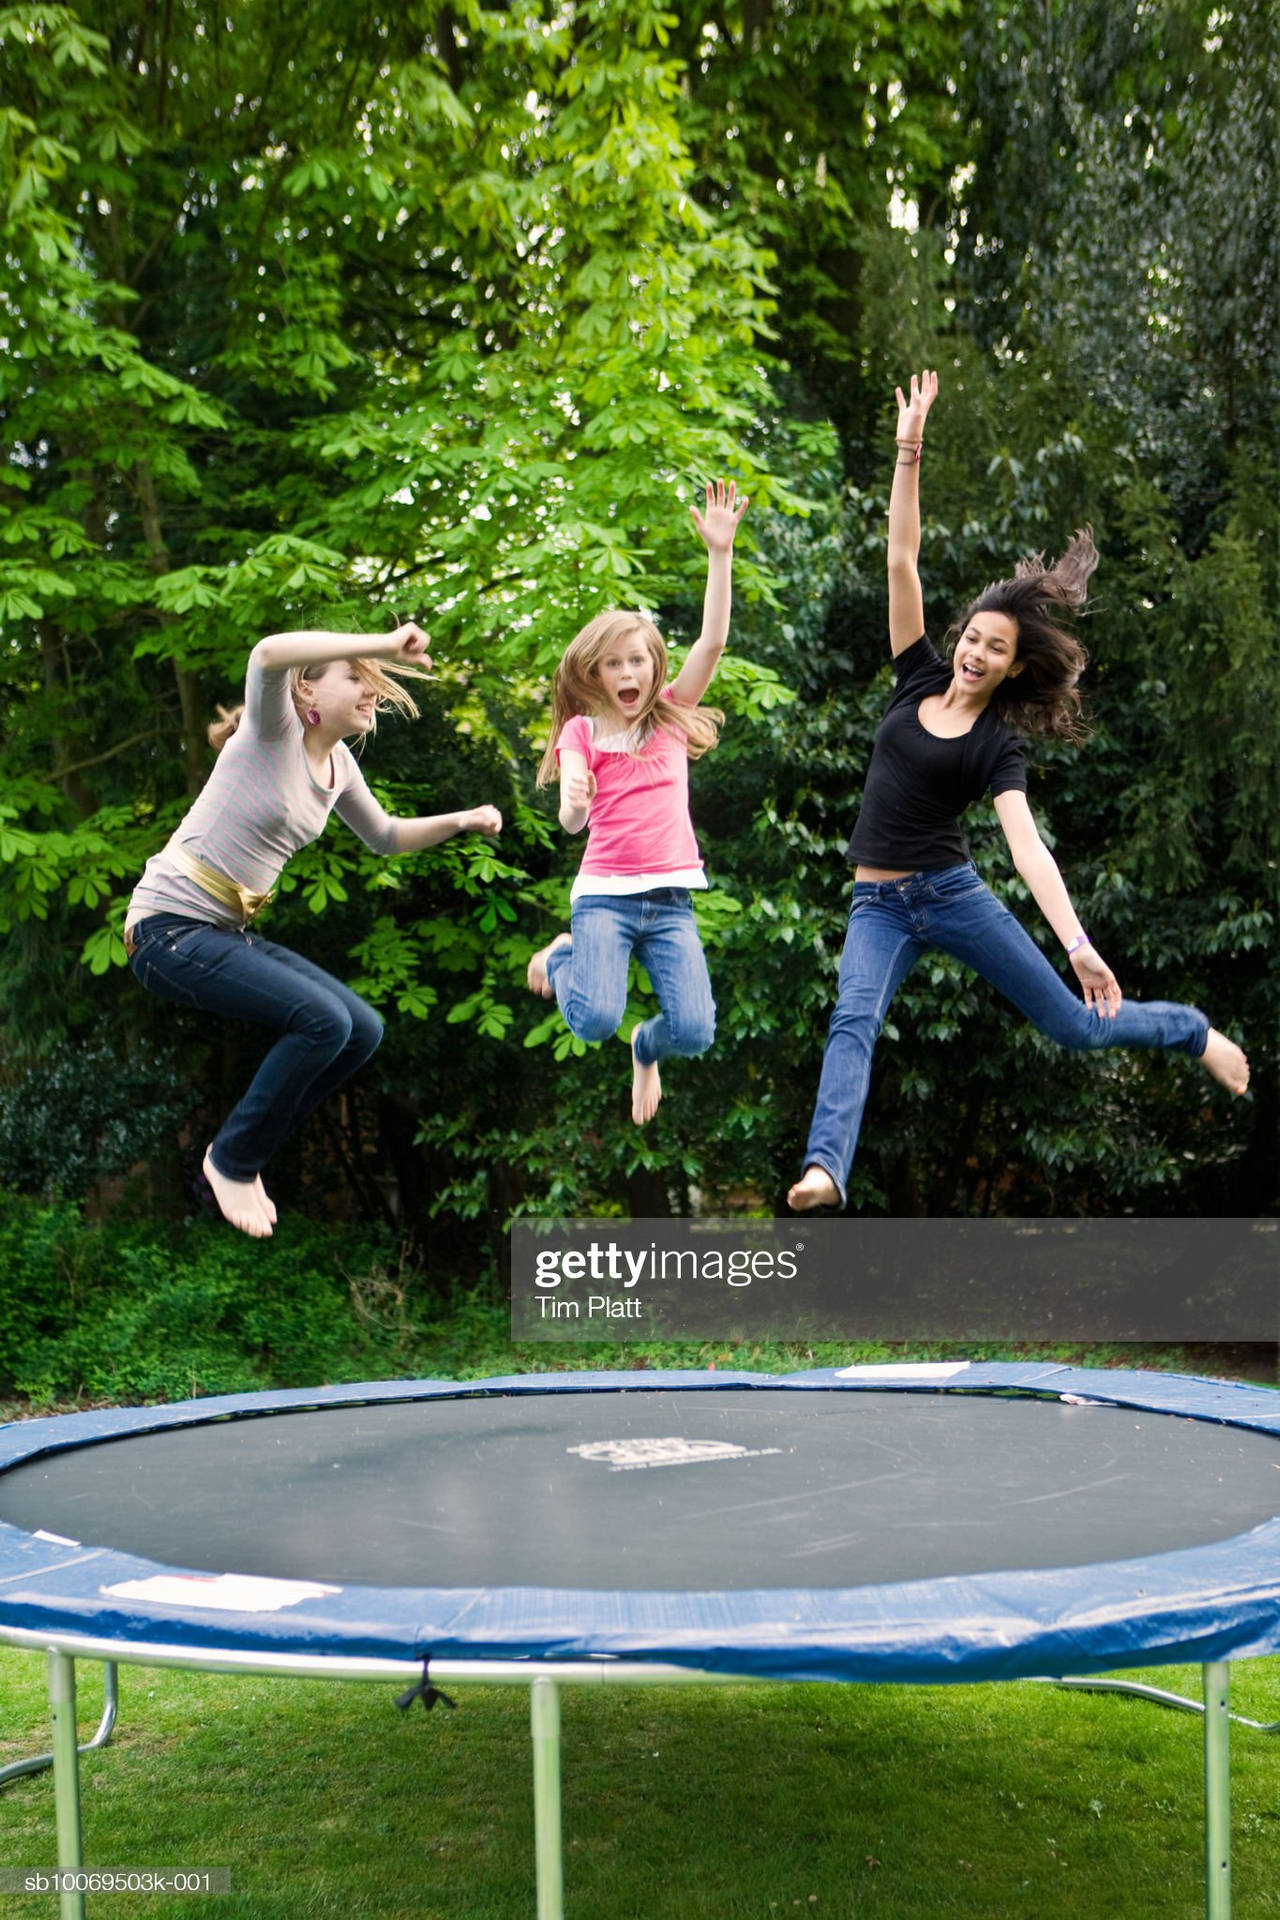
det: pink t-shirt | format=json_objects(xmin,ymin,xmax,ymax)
[{"xmin": 556, "ymin": 694, "xmax": 704, "ymax": 882}]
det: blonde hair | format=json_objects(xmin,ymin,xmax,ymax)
[
  {"xmin": 535, "ymin": 610, "xmax": 722, "ymax": 787},
  {"xmin": 208, "ymin": 656, "xmax": 430, "ymax": 752}
]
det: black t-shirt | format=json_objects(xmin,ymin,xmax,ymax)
[{"xmin": 845, "ymin": 635, "xmax": 1028, "ymax": 870}]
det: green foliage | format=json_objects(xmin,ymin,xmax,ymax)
[
  {"xmin": 0, "ymin": 1191, "xmax": 87, "ymax": 1386},
  {"xmin": 0, "ymin": 0, "xmax": 795, "ymax": 980},
  {"xmin": 0, "ymin": 0, "xmax": 1273, "ymax": 1235},
  {"xmin": 0, "ymin": 1034, "xmax": 189, "ymax": 1198},
  {"xmin": 0, "ymin": 1195, "xmax": 418, "ymax": 1402}
]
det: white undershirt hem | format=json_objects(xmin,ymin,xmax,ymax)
[{"xmin": 570, "ymin": 867, "xmax": 707, "ymax": 901}]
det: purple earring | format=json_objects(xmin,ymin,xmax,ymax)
[{"xmin": 306, "ymin": 706, "xmax": 321, "ymax": 725}]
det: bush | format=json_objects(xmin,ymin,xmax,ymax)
[
  {"xmin": 0, "ymin": 1037, "xmax": 193, "ymax": 1201},
  {"xmin": 0, "ymin": 1195, "xmax": 422, "ymax": 1404}
]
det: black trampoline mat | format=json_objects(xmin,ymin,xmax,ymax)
[{"xmin": 2, "ymin": 1389, "xmax": 1278, "ymax": 1592}]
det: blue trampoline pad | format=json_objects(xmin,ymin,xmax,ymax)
[{"xmin": 1, "ymin": 1365, "xmax": 1277, "ymax": 1681}]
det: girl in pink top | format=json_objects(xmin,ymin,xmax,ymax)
[{"xmin": 528, "ymin": 483, "xmax": 749, "ymax": 1124}]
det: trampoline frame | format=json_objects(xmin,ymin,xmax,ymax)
[{"xmin": 1, "ymin": 1361, "xmax": 1277, "ymax": 1920}]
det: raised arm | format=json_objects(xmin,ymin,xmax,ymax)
[
  {"xmin": 252, "ymin": 621, "xmax": 432, "ymax": 673},
  {"xmin": 993, "ymin": 789, "xmax": 1121, "ymax": 1018},
  {"xmin": 668, "ymin": 479, "xmax": 749, "ymax": 706},
  {"xmin": 888, "ymin": 370, "xmax": 937, "ymax": 657}
]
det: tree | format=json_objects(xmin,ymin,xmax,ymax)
[
  {"xmin": 0, "ymin": 0, "xmax": 1271, "ymax": 1232},
  {"xmin": 0, "ymin": 10, "xmax": 793, "ymax": 1000}
]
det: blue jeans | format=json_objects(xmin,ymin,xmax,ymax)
[
  {"xmin": 804, "ymin": 862, "xmax": 1209, "ymax": 1205},
  {"xmin": 547, "ymin": 889, "xmax": 716, "ymax": 1067},
  {"xmin": 127, "ymin": 914, "xmax": 383, "ymax": 1181}
]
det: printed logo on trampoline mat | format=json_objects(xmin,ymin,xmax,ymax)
[{"xmin": 568, "ymin": 1437, "xmax": 784, "ymax": 1472}]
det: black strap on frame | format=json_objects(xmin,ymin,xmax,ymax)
[{"xmin": 396, "ymin": 1660, "xmax": 457, "ymax": 1715}]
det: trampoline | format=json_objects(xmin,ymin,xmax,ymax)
[{"xmin": 1, "ymin": 1361, "xmax": 1278, "ymax": 1918}]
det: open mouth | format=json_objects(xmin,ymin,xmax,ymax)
[{"xmin": 618, "ymin": 689, "xmax": 640, "ymax": 706}]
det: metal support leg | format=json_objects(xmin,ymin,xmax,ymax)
[
  {"xmin": 48, "ymin": 1649, "xmax": 86, "ymax": 1920},
  {"xmin": 1203, "ymin": 1660, "xmax": 1231, "ymax": 1920},
  {"xmin": 530, "ymin": 1678, "xmax": 564, "ymax": 1920},
  {"xmin": 0, "ymin": 1660, "xmax": 119, "ymax": 1787}
]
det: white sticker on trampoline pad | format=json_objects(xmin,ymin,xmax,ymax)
[
  {"xmin": 834, "ymin": 1362, "xmax": 971, "ymax": 1381},
  {"xmin": 568, "ymin": 1438, "xmax": 784, "ymax": 1472},
  {"xmin": 102, "ymin": 1573, "xmax": 341, "ymax": 1612}
]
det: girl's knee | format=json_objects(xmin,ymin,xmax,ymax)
[
  {"xmin": 1038, "ymin": 1008, "xmax": 1103, "ymax": 1053},
  {"xmin": 352, "ymin": 1002, "xmax": 384, "ymax": 1060},
  {"xmin": 671, "ymin": 1006, "xmax": 715, "ymax": 1057},
  {"xmin": 564, "ymin": 1003, "xmax": 623, "ymax": 1045},
  {"xmin": 827, "ymin": 999, "xmax": 882, "ymax": 1050},
  {"xmin": 299, "ymin": 994, "xmax": 380, "ymax": 1059}
]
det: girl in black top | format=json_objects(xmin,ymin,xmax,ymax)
[{"xmin": 789, "ymin": 370, "xmax": 1249, "ymax": 1211}]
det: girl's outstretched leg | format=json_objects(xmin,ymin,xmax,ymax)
[
  {"xmin": 925, "ymin": 867, "xmax": 1248, "ymax": 1091},
  {"xmin": 790, "ymin": 888, "xmax": 923, "ymax": 1211}
]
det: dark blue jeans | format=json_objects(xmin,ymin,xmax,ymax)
[
  {"xmin": 127, "ymin": 914, "xmax": 383, "ymax": 1181},
  {"xmin": 804, "ymin": 862, "xmax": 1209, "ymax": 1205},
  {"xmin": 547, "ymin": 889, "xmax": 716, "ymax": 1066}
]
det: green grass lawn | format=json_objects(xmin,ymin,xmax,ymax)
[{"xmin": 1, "ymin": 1651, "xmax": 1278, "ymax": 1917}]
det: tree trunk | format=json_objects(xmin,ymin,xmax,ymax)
[
  {"xmin": 133, "ymin": 459, "xmax": 206, "ymax": 795},
  {"xmin": 37, "ymin": 618, "xmax": 97, "ymax": 818}
]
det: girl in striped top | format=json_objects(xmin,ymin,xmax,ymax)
[{"xmin": 125, "ymin": 623, "xmax": 501, "ymax": 1237}]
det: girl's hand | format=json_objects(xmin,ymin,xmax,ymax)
[
  {"xmin": 387, "ymin": 621, "xmax": 433, "ymax": 666},
  {"xmin": 464, "ymin": 805, "xmax": 502, "ymax": 836},
  {"xmin": 1071, "ymin": 944, "xmax": 1122, "ymax": 1018},
  {"xmin": 894, "ymin": 369, "xmax": 938, "ymax": 444},
  {"xmin": 690, "ymin": 478, "xmax": 749, "ymax": 552},
  {"xmin": 563, "ymin": 766, "xmax": 597, "ymax": 813}
]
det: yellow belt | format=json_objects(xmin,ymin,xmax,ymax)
[{"xmin": 163, "ymin": 842, "xmax": 274, "ymax": 922}]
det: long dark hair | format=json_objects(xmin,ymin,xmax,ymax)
[{"xmin": 948, "ymin": 528, "xmax": 1098, "ymax": 742}]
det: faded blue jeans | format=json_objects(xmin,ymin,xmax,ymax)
[
  {"xmin": 547, "ymin": 889, "xmax": 716, "ymax": 1066},
  {"xmin": 804, "ymin": 862, "xmax": 1209, "ymax": 1204},
  {"xmin": 126, "ymin": 914, "xmax": 383, "ymax": 1181}
]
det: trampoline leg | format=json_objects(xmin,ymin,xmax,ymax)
[
  {"xmin": 1203, "ymin": 1660, "xmax": 1231, "ymax": 1920},
  {"xmin": 48, "ymin": 1649, "xmax": 86, "ymax": 1920},
  {"xmin": 530, "ymin": 1678, "xmax": 564, "ymax": 1920},
  {"xmin": 0, "ymin": 1659, "xmax": 119, "ymax": 1787}
]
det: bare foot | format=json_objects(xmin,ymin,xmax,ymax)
[
  {"xmin": 787, "ymin": 1166, "xmax": 842, "ymax": 1212},
  {"xmin": 631, "ymin": 1034, "xmax": 662, "ymax": 1125},
  {"xmin": 203, "ymin": 1148, "xmax": 273, "ymax": 1237},
  {"xmin": 1201, "ymin": 1028, "xmax": 1250, "ymax": 1096},
  {"xmin": 254, "ymin": 1175, "xmax": 278, "ymax": 1225},
  {"xmin": 527, "ymin": 933, "xmax": 571, "ymax": 998}
]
